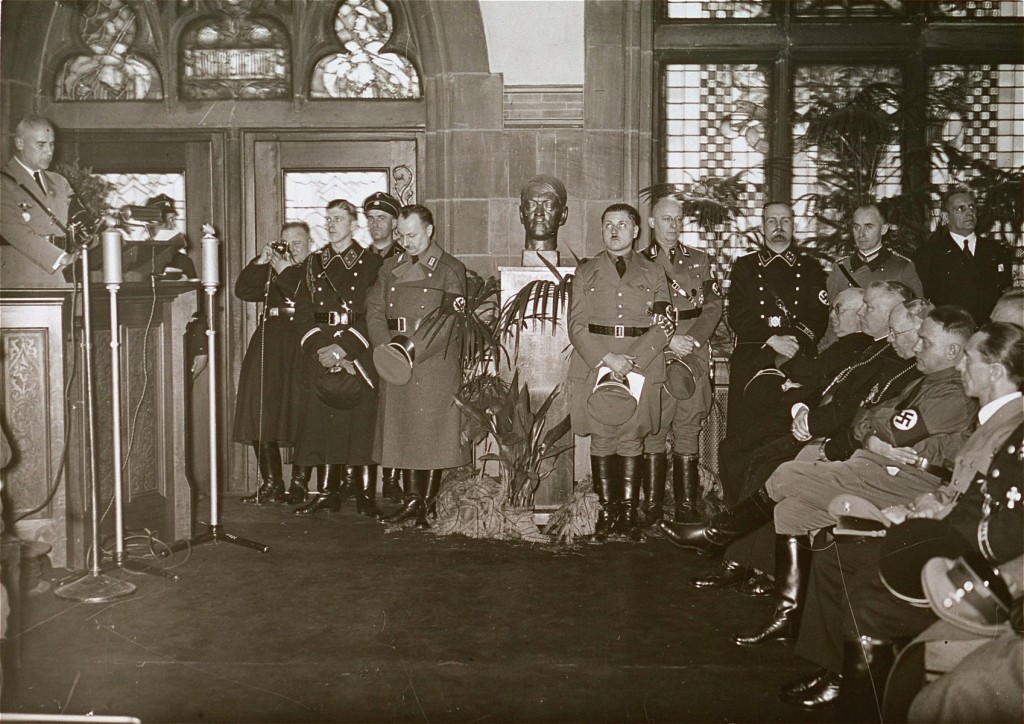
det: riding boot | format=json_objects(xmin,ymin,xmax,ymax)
[
  {"xmin": 284, "ymin": 464, "xmax": 313, "ymax": 504},
  {"xmin": 779, "ymin": 668, "xmax": 842, "ymax": 709},
  {"xmin": 336, "ymin": 464, "xmax": 358, "ymax": 505},
  {"xmin": 414, "ymin": 470, "xmax": 442, "ymax": 529},
  {"xmin": 659, "ymin": 487, "xmax": 776, "ymax": 556},
  {"xmin": 590, "ymin": 455, "xmax": 618, "ymax": 541},
  {"xmin": 382, "ymin": 467, "xmax": 403, "ymax": 502},
  {"xmin": 641, "ymin": 453, "xmax": 667, "ymax": 526},
  {"xmin": 837, "ymin": 635, "xmax": 895, "ymax": 722},
  {"xmin": 733, "ymin": 534, "xmax": 811, "ymax": 646},
  {"xmin": 355, "ymin": 465, "xmax": 383, "ymax": 518},
  {"xmin": 673, "ymin": 454, "xmax": 703, "ymax": 524},
  {"xmin": 243, "ymin": 442, "xmax": 285, "ymax": 504},
  {"xmin": 293, "ymin": 464, "xmax": 343, "ymax": 514},
  {"xmin": 381, "ymin": 469, "xmax": 423, "ymax": 525},
  {"xmin": 619, "ymin": 455, "xmax": 643, "ymax": 541}
]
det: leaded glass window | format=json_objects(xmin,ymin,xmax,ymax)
[
  {"xmin": 929, "ymin": 64, "xmax": 1024, "ymax": 241},
  {"xmin": 662, "ymin": 64, "xmax": 769, "ymax": 275},
  {"xmin": 55, "ymin": 1, "xmax": 162, "ymax": 100},
  {"xmin": 99, "ymin": 173, "xmax": 187, "ymax": 236},
  {"xmin": 794, "ymin": 0, "xmax": 904, "ymax": 17},
  {"xmin": 180, "ymin": 5, "xmax": 290, "ymax": 100},
  {"xmin": 283, "ymin": 171, "xmax": 390, "ymax": 248},
  {"xmin": 931, "ymin": 1, "xmax": 1024, "ymax": 18},
  {"xmin": 665, "ymin": 1, "xmax": 768, "ymax": 19},
  {"xmin": 792, "ymin": 66, "xmax": 902, "ymax": 250},
  {"xmin": 310, "ymin": 0, "xmax": 420, "ymax": 99}
]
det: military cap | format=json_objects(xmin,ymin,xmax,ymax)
[
  {"xmin": 877, "ymin": 518, "xmax": 972, "ymax": 607},
  {"xmin": 373, "ymin": 336, "xmax": 414, "ymax": 386},
  {"xmin": 923, "ymin": 551, "xmax": 1016, "ymax": 636},
  {"xmin": 828, "ymin": 493, "xmax": 892, "ymax": 538},
  {"xmin": 665, "ymin": 356, "xmax": 697, "ymax": 400},
  {"xmin": 588, "ymin": 369, "xmax": 638, "ymax": 426},
  {"xmin": 743, "ymin": 367, "xmax": 787, "ymax": 410},
  {"xmin": 363, "ymin": 192, "xmax": 401, "ymax": 218},
  {"xmin": 145, "ymin": 194, "xmax": 176, "ymax": 213},
  {"xmin": 315, "ymin": 364, "xmax": 367, "ymax": 409}
]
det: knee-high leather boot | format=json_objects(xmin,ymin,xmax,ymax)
[
  {"xmin": 836, "ymin": 635, "xmax": 895, "ymax": 722},
  {"xmin": 284, "ymin": 464, "xmax": 313, "ymax": 504},
  {"xmin": 243, "ymin": 442, "xmax": 285, "ymax": 504},
  {"xmin": 591, "ymin": 455, "xmax": 618, "ymax": 541},
  {"xmin": 659, "ymin": 487, "xmax": 776, "ymax": 556},
  {"xmin": 382, "ymin": 467, "xmax": 403, "ymax": 502},
  {"xmin": 414, "ymin": 470, "xmax": 442, "ymax": 529},
  {"xmin": 618, "ymin": 455, "xmax": 643, "ymax": 541},
  {"xmin": 734, "ymin": 534, "xmax": 811, "ymax": 646},
  {"xmin": 381, "ymin": 469, "xmax": 423, "ymax": 525},
  {"xmin": 673, "ymin": 454, "xmax": 703, "ymax": 524},
  {"xmin": 293, "ymin": 463, "xmax": 343, "ymax": 514},
  {"xmin": 641, "ymin": 453, "xmax": 667, "ymax": 526},
  {"xmin": 354, "ymin": 465, "xmax": 383, "ymax": 518},
  {"xmin": 336, "ymin": 464, "xmax": 358, "ymax": 505}
]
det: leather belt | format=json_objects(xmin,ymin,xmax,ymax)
[
  {"xmin": 674, "ymin": 308, "xmax": 701, "ymax": 321},
  {"xmin": 315, "ymin": 311, "xmax": 351, "ymax": 326},
  {"xmin": 588, "ymin": 324, "xmax": 649, "ymax": 338},
  {"xmin": 917, "ymin": 458, "xmax": 953, "ymax": 483},
  {"xmin": 266, "ymin": 307, "xmax": 294, "ymax": 318},
  {"xmin": 387, "ymin": 317, "xmax": 421, "ymax": 333}
]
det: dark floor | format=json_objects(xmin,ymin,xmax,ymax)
[{"xmin": 2, "ymin": 498, "xmax": 827, "ymax": 723}]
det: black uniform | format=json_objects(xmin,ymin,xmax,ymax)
[
  {"xmin": 232, "ymin": 259, "xmax": 305, "ymax": 443},
  {"xmin": 725, "ymin": 245, "xmax": 829, "ymax": 436},
  {"xmin": 293, "ymin": 244, "xmax": 382, "ymax": 465},
  {"xmin": 914, "ymin": 231, "xmax": 1012, "ymax": 323}
]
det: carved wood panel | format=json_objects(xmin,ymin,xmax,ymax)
[{"xmin": 2, "ymin": 329, "xmax": 52, "ymax": 516}]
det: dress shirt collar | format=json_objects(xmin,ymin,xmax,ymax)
[
  {"xmin": 949, "ymin": 231, "xmax": 977, "ymax": 255},
  {"xmin": 978, "ymin": 391, "xmax": 1022, "ymax": 426}
]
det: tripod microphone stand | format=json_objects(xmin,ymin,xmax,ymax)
[
  {"xmin": 161, "ymin": 225, "xmax": 269, "ymax": 556},
  {"xmin": 100, "ymin": 225, "xmax": 179, "ymax": 581},
  {"xmin": 54, "ymin": 226, "xmax": 137, "ymax": 603}
]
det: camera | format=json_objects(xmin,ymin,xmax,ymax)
[{"xmin": 271, "ymin": 241, "xmax": 290, "ymax": 255}]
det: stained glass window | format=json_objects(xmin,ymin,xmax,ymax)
[
  {"xmin": 792, "ymin": 65, "xmax": 902, "ymax": 249},
  {"xmin": 928, "ymin": 64, "xmax": 1024, "ymax": 240},
  {"xmin": 665, "ymin": 1, "xmax": 768, "ymax": 19},
  {"xmin": 55, "ymin": 1, "xmax": 162, "ymax": 100},
  {"xmin": 794, "ymin": 0, "xmax": 904, "ymax": 17},
  {"xmin": 931, "ymin": 1, "xmax": 1024, "ymax": 18},
  {"xmin": 662, "ymin": 64, "xmax": 769, "ymax": 276},
  {"xmin": 99, "ymin": 173, "xmax": 187, "ymax": 235},
  {"xmin": 180, "ymin": 4, "xmax": 290, "ymax": 100},
  {"xmin": 310, "ymin": 0, "xmax": 420, "ymax": 99},
  {"xmin": 283, "ymin": 171, "xmax": 390, "ymax": 248}
]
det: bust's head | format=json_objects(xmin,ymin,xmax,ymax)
[{"xmin": 519, "ymin": 175, "xmax": 568, "ymax": 251}]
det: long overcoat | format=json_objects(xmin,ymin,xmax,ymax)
[
  {"xmin": 366, "ymin": 241, "xmax": 470, "ymax": 470},
  {"xmin": 293, "ymin": 243, "xmax": 382, "ymax": 466}
]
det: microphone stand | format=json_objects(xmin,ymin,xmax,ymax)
[
  {"xmin": 161, "ymin": 225, "xmax": 269, "ymax": 556},
  {"xmin": 54, "ymin": 225, "xmax": 137, "ymax": 602}
]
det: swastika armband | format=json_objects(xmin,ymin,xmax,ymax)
[{"xmin": 887, "ymin": 407, "xmax": 930, "ymax": 447}]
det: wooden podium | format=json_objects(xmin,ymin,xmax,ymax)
[{"xmin": 0, "ymin": 281, "xmax": 201, "ymax": 569}]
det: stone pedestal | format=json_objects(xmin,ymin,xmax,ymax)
[
  {"xmin": 521, "ymin": 249, "xmax": 560, "ymax": 267},
  {"xmin": 499, "ymin": 265, "xmax": 578, "ymax": 510}
]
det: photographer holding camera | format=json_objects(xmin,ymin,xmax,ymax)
[{"xmin": 232, "ymin": 222, "xmax": 313, "ymax": 505}]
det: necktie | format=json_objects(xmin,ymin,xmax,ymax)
[
  {"xmin": 409, "ymin": 254, "xmax": 419, "ymax": 265},
  {"xmin": 962, "ymin": 239, "xmax": 972, "ymax": 256},
  {"xmin": 33, "ymin": 170, "xmax": 46, "ymax": 195},
  {"xmin": 669, "ymin": 247, "xmax": 676, "ymax": 263},
  {"xmin": 614, "ymin": 255, "xmax": 627, "ymax": 278}
]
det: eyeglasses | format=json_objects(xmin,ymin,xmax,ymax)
[{"xmin": 888, "ymin": 327, "xmax": 917, "ymax": 338}]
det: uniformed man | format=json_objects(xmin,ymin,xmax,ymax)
[
  {"xmin": 567, "ymin": 203, "xmax": 674, "ymax": 541},
  {"xmin": 362, "ymin": 190, "xmax": 403, "ymax": 502},
  {"xmin": 367, "ymin": 204, "xmax": 470, "ymax": 528},
  {"xmin": 662, "ymin": 305, "xmax": 977, "ymax": 647},
  {"xmin": 822, "ymin": 203, "xmax": 922, "ymax": 346},
  {"xmin": 726, "ymin": 202, "xmax": 829, "ymax": 437},
  {"xmin": 639, "ymin": 196, "xmax": 722, "ymax": 525},
  {"xmin": 292, "ymin": 199, "xmax": 383, "ymax": 516},
  {"xmin": 0, "ymin": 116, "xmax": 75, "ymax": 287},
  {"xmin": 782, "ymin": 321, "xmax": 1023, "ymax": 714},
  {"xmin": 233, "ymin": 222, "xmax": 312, "ymax": 505},
  {"xmin": 914, "ymin": 188, "xmax": 1013, "ymax": 323}
]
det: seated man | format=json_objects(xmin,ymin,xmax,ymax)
[
  {"xmin": 784, "ymin": 322, "xmax": 1022, "ymax": 715},
  {"xmin": 682, "ymin": 292, "xmax": 922, "ymax": 595},
  {"xmin": 662, "ymin": 305, "xmax": 978, "ymax": 648}
]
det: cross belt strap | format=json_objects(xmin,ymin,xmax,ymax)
[{"xmin": 588, "ymin": 324, "xmax": 649, "ymax": 338}]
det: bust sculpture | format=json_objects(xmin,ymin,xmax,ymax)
[{"xmin": 519, "ymin": 175, "xmax": 568, "ymax": 254}]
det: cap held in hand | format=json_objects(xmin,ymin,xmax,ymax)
[
  {"xmin": 588, "ymin": 368, "xmax": 638, "ymax": 426},
  {"xmin": 373, "ymin": 336, "xmax": 415, "ymax": 385}
]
